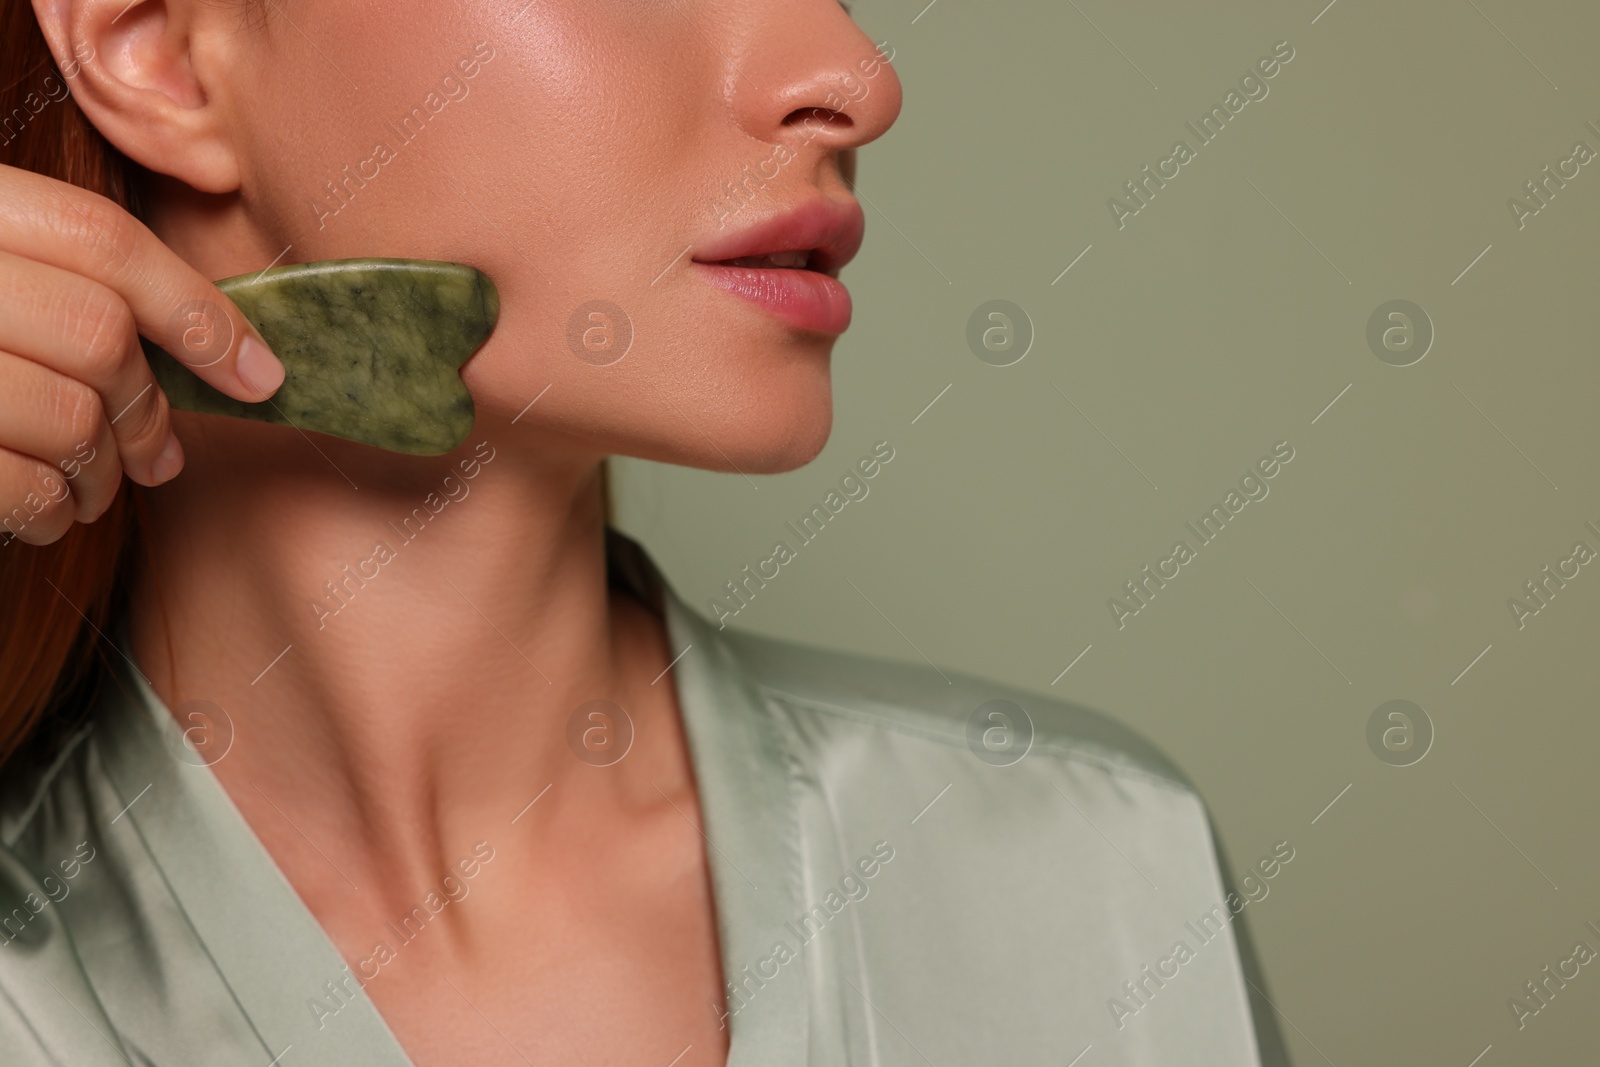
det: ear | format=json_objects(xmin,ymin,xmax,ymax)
[{"xmin": 31, "ymin": 0, "xmax": 242, "ymax": 193}]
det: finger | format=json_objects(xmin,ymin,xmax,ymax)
[
  {"xmin": 0, "ymin": 164, "xmax": 286, "ymax": 402},
  {"xmin": 0, "ymin": 447, "xmax": 76, "ymax": 547},
  {"xmin": 0, "ymin": 252, "xmax": 179, "ymax": 486},
  {"xmin": 0, "ymin": 349, "xmax": 124, "ymax": 521}
]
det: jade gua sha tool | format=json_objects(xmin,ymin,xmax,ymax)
[{"xmin": 145, "ymin": 258, "xmax": 498, "ymax": 456}]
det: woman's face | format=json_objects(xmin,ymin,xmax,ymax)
[{"xmin": 184, "ymin": 0, "xmax": 901, "ymax": 473}]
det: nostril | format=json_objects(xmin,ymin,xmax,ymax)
[{"xmin": 785, "ymin": 106, "xmax": 852, "ymax": 133}]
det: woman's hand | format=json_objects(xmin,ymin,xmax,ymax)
[{"xmin": 0, "ymin": 164, "xmax": 283, "ymax": 546}]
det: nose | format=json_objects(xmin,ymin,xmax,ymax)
[{"xmin": 728, "ymin": 2, "xmax": 903, "ymax": 158}]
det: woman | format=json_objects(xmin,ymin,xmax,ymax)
[{"xmin": 0, "ymin": 0, "xmax": 1289, "ymax": 1064}]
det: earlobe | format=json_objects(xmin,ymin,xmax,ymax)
[{"xmin": 30, "ymin": 0, "xmax": 242, "ymax": 194}]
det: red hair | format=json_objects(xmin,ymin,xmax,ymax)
[{"xmin": 0, "ymin": 0, "xmax": 149, "ymax": 770}]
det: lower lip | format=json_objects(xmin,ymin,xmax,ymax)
[{"xmin": 692, "ymin": 264, "xmax": 853, "ymax": 335}]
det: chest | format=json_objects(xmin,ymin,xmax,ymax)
[{"xmin": 337, "ymin": 832, "xmax": 730, "ymax": 1067}]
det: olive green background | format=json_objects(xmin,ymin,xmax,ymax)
[{"xmin": 614, "ymin": 1, "xmax": 1600, "ymax": 1063}]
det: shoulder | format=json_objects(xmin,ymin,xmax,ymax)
[
  {"xmin": 683, "ymin": 609, "xmax": 1234, "ymax": 922},
  {"xmin": 709, "ymin": 618, "xmax": 1199, "ymax": 799},
  {"xmin": 684, "ymin": 616, "xmax": 1278, "ymax": 1065}
]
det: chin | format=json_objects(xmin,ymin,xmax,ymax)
[
  {"xmin": 585, "ymin": 376, "xmax": 835, "ymax": 476},
  {"xmin": 736, "ymin": 400, "xmax": 835, "ymax": 474},
  {"xmin": 705, "ymin": 348, "xmax": 837, "ymax": 474}
]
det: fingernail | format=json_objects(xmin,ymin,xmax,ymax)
[
  {"xmin": 237, "ymin": 335, "xmax": 286, "ymax": 399},
  {"xmin": 150, "ymin": 433, "xmax": 185, "ymax": 484}
]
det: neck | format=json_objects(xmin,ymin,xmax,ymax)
[{"xmin": 127, "ymin": 416, "xmax": 678, "ymax": 920}]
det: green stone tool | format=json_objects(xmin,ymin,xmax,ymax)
[{"xmin": 146, "ymin": 258, "xmax": 498, "ymax": 456}]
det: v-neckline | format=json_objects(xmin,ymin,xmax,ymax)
[{"xmin": 94, "ymin": 530, "xmax": 809, "ymax": 1067}]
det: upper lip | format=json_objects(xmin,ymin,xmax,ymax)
[{"xmin": 690, "ymin": 198, "xmax": 866, "ymax": 277}]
